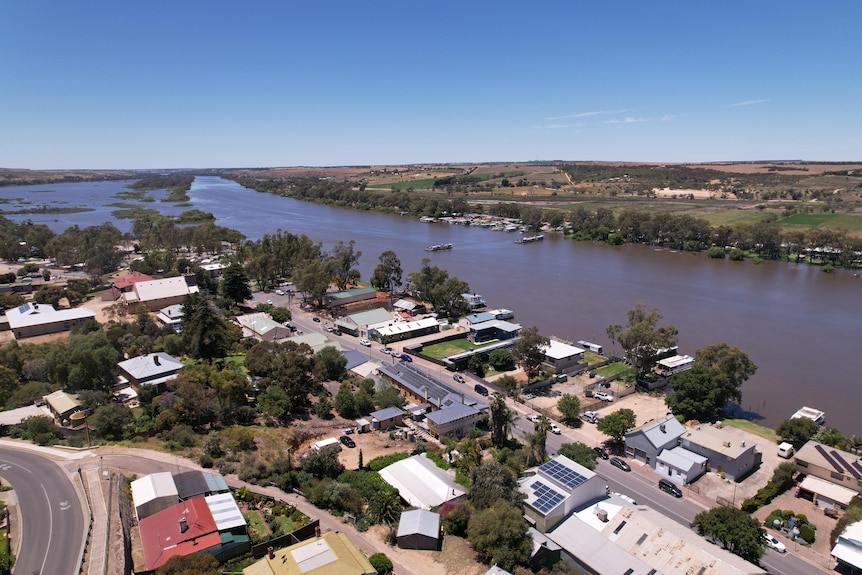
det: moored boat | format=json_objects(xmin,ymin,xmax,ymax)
[
  {"xmin": 425, "ymin": 243, "xmax": 453, "ymax": 252},
  {"xmin": 514, "ymin": 235, "xmax": 544, "ymax": 244}
]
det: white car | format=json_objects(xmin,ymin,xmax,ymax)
[
  {"xmin": 594, "ymin": 391, "xmax": 613, "ymax": 402},
  {"xmin": 763, "ymin": 534, "xmax": 787, "ymax": 553},
  {"xmin": 275, "ymin": 289, "xmax": 285, "ymax": 296},
  {"xmin": 359, "ymin": 339, "xmax": 371, "ymax": 347},
  {"xmin": 529, "ymin": 414, "xmax": 541, "ymax": 424},
  {"xmin": 266, "ymin": 299, "xmax": 273, "ymax": 305},
  {"xmin": 549, "ymin": 422, "xmax": 561, "ymax": 434}
]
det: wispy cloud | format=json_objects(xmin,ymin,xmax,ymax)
[
  {"xmin": 661, "ymin": 114, "xmax": 674, "ymax": 122},
  {"xmin": 730, "ymin": 98, "xmax": 769, "ymax": 107},
  {"xmin": 533, "ymin": 124, "xmax": 572, "ymax": 130},
  {"xmin": 545, "ymin": 109, "xmax": 628, "ymax": 120},
  {"xmin": 605, "ymin": 116, "xmax": 648, "ymax": 124}
]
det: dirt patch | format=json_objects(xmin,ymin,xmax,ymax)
[{"xmin": 364, "ymin": 525, "xmax": 485, "ymax": 575}]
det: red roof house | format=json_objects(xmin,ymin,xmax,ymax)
[
  {"xmin": 113, "ymin": 271, "xmax": 154, "ymax": 291},
  {"xmin": 138, "ymin": 497, "xmax": 221, "ymax": 571}
]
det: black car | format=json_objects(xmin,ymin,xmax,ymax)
[
  {"xmin": 609, "ymin": 457, "xmax": 631, "ymax": 472},
  {"xmin": 593, "ymin": 447, "xmax": 609, "ymax": 460},
  {"xmin": 658, "ymin": 478, "xmax": 683, "ymax": 497},
  {"xmin": 339, "ymin": 435, "xmax": 356, "ymax": 448},
  {"xmin": 312, "ymin": 317, "xmax": 321, "ymax": 323}
]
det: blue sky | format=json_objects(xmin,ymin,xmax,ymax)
[{"xmin": 2, "ymin": 1, "xmax": 860, "ymax": 169}]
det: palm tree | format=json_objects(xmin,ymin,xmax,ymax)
[
  {"xmin": 532, "ymin": 415, "xmax": 551, "ymax": 464},
  {"xmin": 490, "ymin": 393, "xmax": 516, "ymax": 448},
  {"xmin": 368, "ymin": 491, "xmax": 402, "ymax": 525}
]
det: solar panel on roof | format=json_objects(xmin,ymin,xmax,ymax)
[
  {"xmin": 831, "ymin": 450, "xmax": 862, "ymax": 480},
  {"xmin": 815, "ymin": 444, "xmax": 844, "ymax": 473},
  {"xmin": 541, "ymin": 459, "xmax": 587, "ymax": 489}
]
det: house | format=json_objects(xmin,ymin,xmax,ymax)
[
  {"xmin": 335, "ymin": 307, "xmax": 395, "ymax": 338},
  {"xmin": 460, "ymin": 311, "xmax": 495, "ymax": 328},
  {"xmin": 392, "ymin": 298, "xmax": 426, "ymax": 316},
  {"xmin": 832, "ymin": 519, "xmax": 862, "ymax": 573},
  {"xmin": 369, "ymin": 406, "xmax": 404, "ymax": 431},
  {"xmin": 112, "ymin": 271, "xmax": 153, "ymax": 292},
  {"xmin": 6, "ymin": 302, "xmax": 96, "ymax": 339},
  {"xmin": 242, "ymin": 531, "xmax": 376, "ymax": 575},
  {"xmin": 235, "ymin": 312, "xmax": 293, "ymax": 342},
  {"xmin": 156, "ymin": 304, "xmax": 184, "ymax": 331},
  {"xmin": 540, "ymin": 339, "xmax": 585, "ymax": 374},
  {"xmin": 325, "ymin": 287, "xmax": 378, "ymax": 308},
  {"xmin": 678, "ymin": 423, "xmax": 762, "ymax": 481},
  {"xmin": 624, "ymin": 414, "xmax": 686, "ymax": 467},
  {"xmin": 173, "ymin": 470, "xmax": 230, "ymax": 500},
  {"xmin": 130, "ymin": 471, "xmax": 180, "ymax": 521},
  {"xmin": 117, "ymin": 352, "xmax": 183, "ymax": 390},
  {"xmin": 519, "ymin": 455, "xmax": 607, "ymax": 534},
  {"xmin": 655, "ymin": 446, "xmax": 708, "ymax": 485},
  {"xmin": 285, "ymin": 332, "xmax": 343, "ymax": 353},
  {"xmin": 370, "ymin": 317, "xmax": 440, "ymax": 343},
  {"xmin": 136, "ymin": 494, "xmax": 249, "ymax": 572},
  {"xmin": 343, "ymin": 349, "xmax": 381, "ymax": 379},
  {"xmin": 43, "ymin": 390, "xmax": 82, "ymax": 423},
  {"xmin": 377, "ymin": 362, "xmax": 484, "ymax": 412},
  {"xmin": 124, "ymin": 276, "xmax": 198, "ymax": 311},
  {"xmin": 468, "ymin": 319, "xmax": 521, "ymax": 343},
  {"xmin": 378, "ymin": 455, "xmax": 467, "ymax": 510},
  {"xmin": 396, "ymin": 509, "xmax": 440, "ymax": 550},
  {"xmin": 795, "ymin": 440, "xmax": 862, "ymax": 501},
  {"xmin": 546, "ymin": 499, "xmax": 767, "ymax": 575},
  {"xmin": 424, "ymin": 403, "xmax": 481, "ymax": 440}
]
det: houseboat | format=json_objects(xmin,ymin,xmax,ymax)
[
  {"xmin": 514, "ymin": 234, "xmax": 544, "ymax": 244},
  {"xmin": 425, "ymin": 243, "xmax": 453, "ymax": 252},
  {"xmin": 419, "ymin": 216, "xmax": 436, "ymax": 223},
  {"xmin": 791, "ymin": 406, "xmax": 826, "ymax": 426}
]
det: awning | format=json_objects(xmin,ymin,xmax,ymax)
[{"xmin": 799, "ymin": 475, "xmax": 856, "ymax": 506}]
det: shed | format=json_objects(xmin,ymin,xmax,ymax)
[
  {"xmin": 397, "ymin": 509, "xmax": 440, "ymax": 550},
  {"xmin": 131, "ymin": 471, "xmax": 179, "ymax": 520},
  {"xmin": 370, "ymin": 406, "xmax": 405, "ymax": 430},
  {"xmin": 379, "ymin": 454, "xmax": 467, "ymax": 509}
]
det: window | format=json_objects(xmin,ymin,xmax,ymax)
[
  {"xmin": 831, "ymin": 471, "xmax": 844, "ymax": 481},
  {"xmin": 798, "ymin": 460, "xmax": 808, "ymax": 468}
]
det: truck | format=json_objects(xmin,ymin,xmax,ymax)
[{"xmin": 777, "ymin": 442, "xmax": 795, "ymax": 459}]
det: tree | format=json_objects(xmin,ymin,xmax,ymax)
[
  {"xmin": 370, "ymin": 250, "xmax": 402, "ymax": 293},
  {"xmin": 489, "ymin": 393, "xmax": 515, "ymax": 448},
  {"xmin": 558, "ymin": 442, "xmax": 599, "ymax": 470},
  {"xmin": 488, "ymin": 348, "xmax": 515, "ymax": 371},
  {"xmin": 557, "ymin": 394, "xmax": 582, "ymax": 427},
  {"xmin": 92, "ymin": 403, "xmax": 134, "ymax": 441},
  {"xmin": 606, "ymin": 304, "xmax": 678, "ymax": 378},
  {"xmin": 691, "ymin": 506, "xmax": 764, "ymax": 564},
  {"xmin": 313, "ymin": 346, "xmax": 347, "ymax": 382},
  {"xmin": 596, "ymin": 408, "xmax": 636, "ymax": 443},
  {"xmin": 467, "ymin": 500, "xmax": 533, "ymax": 572},
  {"xmin": 368, "ymin": 553, "xmax": 393, "ymax": 575},
  {"xmin": 511, "ymin": 326, "xmax": 549, "ymax": 379},
  {"xmin": 469, "ymin": 460, "xmax": 524, "ymax": 510},
  {"xmin": 301, "ymin": 448, "xmax": 344, "ymax": 479},
  {"xmin": 694, "ymin": 342, "xmax": 757, "ymax": 407},
  {"xmin": 775, "ymin": 417, "xmax": 820, "ymax": 449},
  {"xmin": 180, "ymin": 293, "xmax": 230, "ymax": 362},
  {"xmin": 367, "ymin": 491, "xmax": 402, "ymax": 525},
  {"xmin": 0, "ymin": 365, "xmax": 20, "ymax": 407},
  {"xmin": 155, "ymin": 553, "xmax": 219, "ymax": 575},
  {"xmin": 329, "ymin": 240, "xmax": 361, "ymax": 290},
  {"xmin": 220, "ymin": 262, "xmax": 252, "ymax": 307},
  {"xmin": 529, "ymin": 415, "xmax": 551, "ymax": 464},
  {"xmin": 664, "ymin": 365, "xmax": 726, "ymax": 422},
  {"xmin": 334, "ymin": 384, "xmax": 357, "ymax": 419}
]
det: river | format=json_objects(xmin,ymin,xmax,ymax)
[{"xmin": 3, "ymin": 176, "xmax": 861, "ymax": 434}]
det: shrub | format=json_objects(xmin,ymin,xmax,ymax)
[
  {"xmin": 799, "ymin": 524, "xmax": 816, "ymax": 544},
  {"xmin": 198, "ymin": 453, "xmax": 214, "ymax": 468},
  {"xmin": 369, "ymin": 553, "xmax": 393, "ymax": 575}
]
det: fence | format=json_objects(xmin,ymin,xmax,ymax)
[{"xmin": 250, "ymin": 519, "xmax": 321, "ymax": 559}]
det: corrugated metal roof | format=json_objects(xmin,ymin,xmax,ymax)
[
  {"xmin": 206, "ymin": 492, "xmax": 246, "ymax": 531},
  {"xmin": 397, "ymin": 509, "xmax": 439, "ymax": 539}
]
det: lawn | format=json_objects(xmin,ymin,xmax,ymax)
[
  {"xmin": 776, "ymin": 213, "xmax": 837, "ymax": 227},
  {"xmin": 368, "ymin": 178, "xmax": 437, "ymax": 190},
  {"xmin": 270, "ymin": 515, "xmax": 297, "ymax": 535},
  {"xmin": 595, "ymin": 362, "xmax": 633, "ymax": 379},
  {"xmin": 722, "ymin": 418, "xmax": 778, "ymax": 443},
  {"xmin": 243, "ymin": 510, "xmax": 269, "ymax": 540},
  {"xmin": 421, "ymin": 338, "xmax": 496, "ymax": 360},
  {"xmin": 582, "ymin": 351, "xmax": 609, "ymax": 366}
]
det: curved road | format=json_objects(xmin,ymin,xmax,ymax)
[{"xmin": 0, "ymin": 447, "xmax": 86, "ymax": 575}]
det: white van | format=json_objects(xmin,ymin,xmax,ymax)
[{"xmin": 777, "ymin": 442, "xmax": 794, "ymax": 459}]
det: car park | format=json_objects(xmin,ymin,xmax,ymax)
[
  {"xmin": 339, "ymin": 436, "xmax": 356, "ymax": 448},
  {"xmin": 549, "ymin": 422, "xmax": 561, "ymax": 434},
  {"xmin": 610, "ymin": 457, "xmax": 631, "ymax": 472},
  {"xmin": 658, "ymin": 478, "xmax": 683, "ymax": 497},
  {"xmin": 453, "ymin": 374, "xmax": 465, "ymax": 384},
  {"xmin": 763, "ymin": 534, "xmax": 787, "ymax": 553},
  {"xmin": 359, "ymin": 339, "xmax": 371, "ymax": 347},
  {"xmin": 594, "ymin": 391, "xmax": 613, "ymax": 402},
  {"xmin": 593, "ymin": 447, "xmax": 609, "ymax": 460}
]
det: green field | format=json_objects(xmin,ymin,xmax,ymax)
[
  {"xmin": 368, "ymin": 178, "xmax": 437, "ymax": 190},
  {"xmin": 421, "ymin": 338, "xmax": 497, "ymax": 360},
  {"xmin": 776, "ymin": 213, "xmax": 837, "ymax": 227}
]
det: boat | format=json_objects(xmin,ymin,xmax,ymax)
[
  {"xmin": 419, "ymin": 216, "xmax": 436, "ymax": 223},
  {"xmin": 791, "ymin": 406, "xmax": 826, "ymax": 425},
  {"xmin": 514, "ymin": 235, "xmax": 544, "ymax": 244},
  {"xmin": 425, "ymin": 243, "xmax": 453, "ymax": 252}
]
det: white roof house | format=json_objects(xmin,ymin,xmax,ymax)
[
  {"xmin": 130, "ymin": 472, "xmax": 179, "ymax": 520},
  {"xmin": 378, "ymin": 455, "xmax": 467, "ymax": 510},
  {"xmin": 540, "ymin": 340, "xmax": 586, "ymax": 374},
  {"xmin": 5, "ymin": 302, "xmax": 96, "ymax": 338}
]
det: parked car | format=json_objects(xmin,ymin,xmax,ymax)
[
  {"xmin": 522, "ymin": 393, "xmax": 535, "ymax": 400},
  {"xmin": 474, "ymin": 384, "xmax": 488, "ymax": 396},
  {"xmin": 763, "ymin": 534, "xmax": 787, "ymax": 553},
  {"xmin": 549, "ymin": 422, "xmax": 561, "ymax": 434},
  {"xmin": 323, "ymin": 325, "xmax": 333, "ymax": 332},
  {"xmin": 381, "ymin": 347, "xmax": 393, "ymax": 355},
  {"xmin": 594, "ymin": 447, "xmax": 610, "ymax": 460},
  {"xmin": 312, "ymin": 317, "xmax": 321, "ymax": 323},
  {"xmin": 342, "ymin": 428, "xmax": 354, "ymax": 435},
  {"xmin": 610, "ymin": 457, "xmax": 631, "ymax": 472},
  {"xmin": 529, "ymin": 414, "xmax": 542, "ymax": 424},
  {"xmin": 453, "ymin": 374, "xmax": 465, "ymax": 384},
  {"xmin": 266, "ymin": 299, "xmax": 273, "ymax": 305},
  {"xmin": 658, "ymin": 478, "xmax": 682, "ymax": 497},
  {"xmin": 399, "ymin": 353, "xmax": 412, "ymax": 362},
  {"xmin": 332, "ymin": 329, "xmax": 341, "ymax": 335},
  {"xmin": 275, "ymin": 289, "xmax": 285, "ymax": 296},
  {"xmin": 359, "ymin": 339, "xmax": 371, "ymax": 347},
  {"xmin": 581, "ymin": 411, "xmax": 599, "ymax": 424},
  {"xmin": 594, "ymin": 391, "xmax": 613, "ymax": 402},
  {"xmin": 339, "ymin": 436, "xmax": 356, "ymax": 448}
]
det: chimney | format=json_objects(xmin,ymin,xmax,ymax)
[
  {"xmin": 659, "ymin": 424, "xmax": 666, "ymax": 433},
  {"xmin": 153, "ymin": 355, "xmax": 160, "ymax": 366},
  {"xmin": 267, "ymin": 546, "xmax": 274, "ymax": 559},
  {"xmin": 178, "ymin": 516, "xmax": 188, "ymax": 533}
]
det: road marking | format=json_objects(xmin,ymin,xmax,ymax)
[
  {"xmin": 59, "ymin": 499, "xmax": 71, "ymax": 511},
  {"xmin": 0, "ymin": 458, "xmax": 32, "ymax": 473},
  {"xmin": 40, "ymin": 484, "xmax": 54, "ymax": 575}
]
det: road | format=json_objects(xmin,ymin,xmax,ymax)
[{"xmin": 0, "ymin": 447, "xmax": 86, "ymax": 575}]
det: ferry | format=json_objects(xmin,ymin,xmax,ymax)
[
  {"xmin": 514, "ymin": 235, "xmax": 544, "ymax": 244},
  {"xmin": 425, "ymin": 243, "xmax": 453, "ymax": 252}
]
